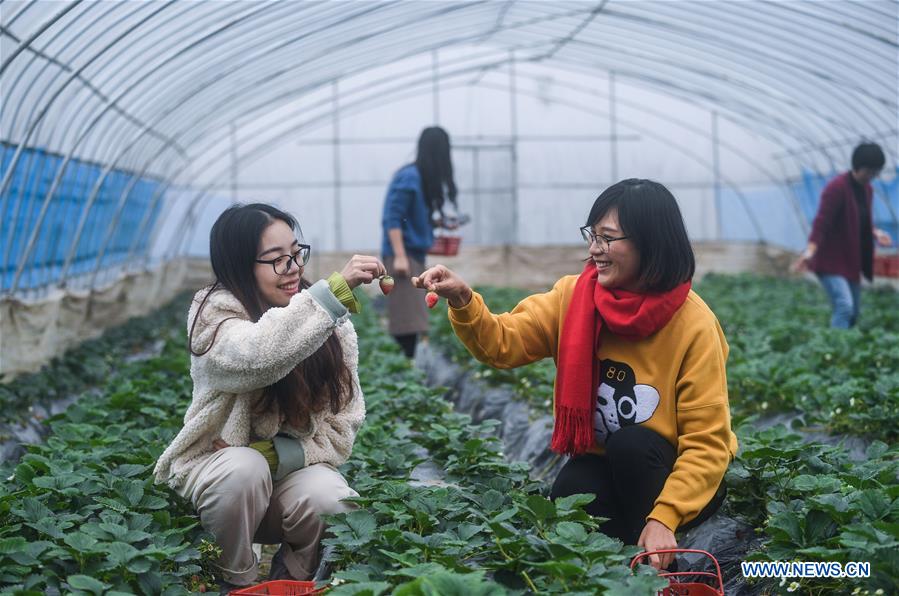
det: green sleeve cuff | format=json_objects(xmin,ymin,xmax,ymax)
[
  {"xmin": 249, "ymin": 440, "xmax": 278, "ymax": 475},
  {"xmin": 327, "ymin": 272, "xmax": 362, "ymax": 314}
]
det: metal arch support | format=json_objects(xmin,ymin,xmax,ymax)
[
  {"xmin": 0, "ymin": 2, "xmax": 186, "ymax": 201},
  {"xmin": 43, "ymin": 0, "xmax": 275, "ymax": 173},
  {"xmin": 332, "ymin": 79, "xmax": 342, "ymax": 252},
  {"xmin": 19, "ymin": 3, "xmax": 278, "ymax": 290},
  {"xmin": 167, "ymin": 51, "xmax": 788, "ymax": 205},
  {"xmin": 431, "ymin": 48, "xmax": 440, "ymax": 123},
  {"xmin": 0, "ymin": 0, "xmax": 124, "ymax": 229},
  {"xmin": 508, "ymin": 49, "xmax": 519, "ymax": 246},
  {"xmin": 154, "ymin": 49, "xmax": 818, "ymax": 260},
  {"xmin": 171, "ymin": 19, "xmax": 880, "ymax": 182},
  {"xmin": 7, "ymin": 1, "xmax": 178, "ymax": 294},
  {"xmin": 5, "ymin": 1, "xmax": 892, "ymax": 162},
  {"xmin": 23, "ymin": 1, "xmax": 320, "ymax": 230},
  {"xmin": 472, "ymin": 80, "xmax": 769, "ymax": 240},
  {"xmin": 129, "ymin": 3, "xmax": 489, "ymax": 154},
  {"xmin": 179, "ymin": 54, "xmax": 812, "ymax": 203},
  {"xmin": 3, "ymin": 0, "xmax": 896, "ymax": 294},
  {"xmin": 159, "ymin": 70, "xmax": 784, "ymax": 261},
  {"xmin": 22, "ymin": 0, "xmax": 884, "ymax": 190},
  {"xmin": 0, "ymin": 0, "xmax": 83, "ymax": 77},
  {"xmin": 87, "ymin": 170, "xmax": 142, "ymax": 289}
]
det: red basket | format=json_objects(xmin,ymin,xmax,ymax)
[
  {"xmin": 230, "ymin": 580, "xmax": 325, "ymax": 595},
  {"xmin": 873, "ymin": 254, "xmax": 899, "ymax": 278},
  {"xmin": 631, "ymin": 549, "xmax": 724, "ymax": 596},
  {"xmin": 428, "ymin": 235, "xmax": 461, "ymax": 256}
]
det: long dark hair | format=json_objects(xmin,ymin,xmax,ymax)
[
  {"xmin": 415, "ymin": 126, "xmax": 458, "ymax": 220},
  {"xmin": 586, "ymin": 179, "xmax": 695, "ymax": 293},
  {"xmin": 188, "ymin": 203, "xmax": 351, "ymax": 430}
]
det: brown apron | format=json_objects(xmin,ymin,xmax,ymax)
[{"xmin": 384, "ymin": 255, "xmax": 429, "ymax": 336}]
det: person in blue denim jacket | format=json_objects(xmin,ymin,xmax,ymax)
[{"xmin": 381, "ymin": 126, "xmax": 458, "ymax": 357}]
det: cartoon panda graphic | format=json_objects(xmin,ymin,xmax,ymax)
[{"xmin": 594, "ymin": 359, "xmax": 660, "ymax": 444}]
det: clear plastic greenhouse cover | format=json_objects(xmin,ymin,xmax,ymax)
[{"xmin": 1, "ymin": 0, "xmax": 897, "ymax": 296}]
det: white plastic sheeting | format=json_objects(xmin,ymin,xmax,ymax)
[{"xmin": 2, "ymin": 0, "xmax": 897, "ymax": 294}]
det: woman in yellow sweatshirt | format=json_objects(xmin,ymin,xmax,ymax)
[{"xmin": 413, "ymin": 179, "xmax": 738, "ymax": 570}]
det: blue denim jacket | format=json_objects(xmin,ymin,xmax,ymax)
[{"xmin": 381, "ymin": 164, "xmax": 432, "ymax": 262}]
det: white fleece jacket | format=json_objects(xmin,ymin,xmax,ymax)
[{"xmin": 153, "ymin": 283, "xmax": 365, "ymax": 489}]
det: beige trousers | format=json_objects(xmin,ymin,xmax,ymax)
[{"xmin": 178, "ymin": 447, "xmax": 358, "ymax": 586}]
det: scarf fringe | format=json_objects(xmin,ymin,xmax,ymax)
[{"xmin": 550, "ymin": 404, "xmax": 594, "ymax": 456}]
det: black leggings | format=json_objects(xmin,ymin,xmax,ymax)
[
  {"xmin": 393, "ymin": 334, "xmax": 418, "ymax": 359},
  {"xmin": 549, "ymin": 425, "xmax": 726, "ymax": 545}
]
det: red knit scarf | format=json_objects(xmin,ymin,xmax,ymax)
[{"xmin": 550, "ymin": 262, "xmax": 691, "ymax": 456}]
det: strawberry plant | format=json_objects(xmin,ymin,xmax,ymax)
[
  {"xmin": 4, "ymin": 274, "xmax": 893, "ymax": 594},
  {"xmin": 320, "ymin": 296, "xmax": 667, "ymax": 594},
  {"xmin": 727, "ymin": 424, "xmax": 899, "ymax": 594},
  {"xmin": 700, "ymin": 274, "xmax": 898, "ymax": 442},
  {"xmin": 0, "ymin": 294, "xmax": 189, "ymax": 423},
  {"xmin": 1, "ymin": 297, "xmax": 214, "ymax": 594},
  {"xmin": 428, "ymin": 286, "xmax": 557, "ymax": 413}
]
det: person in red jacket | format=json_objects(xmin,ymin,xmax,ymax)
[{"xmin": 793, "ymin": 143, "xmax": 893, "ymax": 328}]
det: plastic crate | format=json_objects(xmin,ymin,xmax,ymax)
[
  {"xmin": 230, "ymin": 580, "xmax": 325, "ymax": 595},
  {"xmin": 428, "ymin": 235, "xmax": 461, "ymax": 256},
  {"xmin": 873, "ymin": 254, "xmax": 899, "ymax": 278},
  {"xmin": 631, "ymin": 549, "xmax": 724, "ymax": 596}
]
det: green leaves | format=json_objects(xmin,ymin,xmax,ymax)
[
  {"xmin": 393, "ymin": 569, "xmax": 507, "ymax": 595},
  {"xmin": 0, "ymin": 295, "xmax": 213, "ymax": 592},
  {"xmin": 733, "ymin": 421, "xmax": 899, "ymax": 592},
  {"xmin": 10, "ymin": 276, "xmax": 894, "ymax": 593},
  {"xmin": 66, "ymin": 574, "xmax": 109, "ymax": 594},
  {"xmin": 0, "ymin": 537, "xmax": 28, "ymax": 555},
  {"xmin": 422, "ymin": 277, "xmax": 898, "ymax": 594},
  {"xmin": 63, "ymin": 532, "xmax": 99, "ymax": 552},
  {"xmin": 345, "ymin": 510, "xmax": 378, "ymax": 541},
  {"xmin": 699, "ymin": 273, "xmax": 898, "ymax": 441},
  {"xmin": 316, "ymin": 296, "xmax": 667, "ymax": 594},
  {"xmin": 553, "ymin": 521, "xmax": 589, "ymax": 544}
]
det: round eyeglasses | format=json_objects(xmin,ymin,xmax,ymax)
[
  {"xmin": 580, "ymin": 226, "xmax": 628, "ymax": 251},
  {"xmin": 255, "ymin": 244, "xmax": 311, "ymax": 275}
]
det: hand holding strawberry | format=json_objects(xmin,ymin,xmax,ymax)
[
  {"xmin": 412, "ymin": 265, "xmax": 472, "ymax": 309},
  {"xmin": 340, "ymin": 255, "xmax": 387, "ymax": 289}
]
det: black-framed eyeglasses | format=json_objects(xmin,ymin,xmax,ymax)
[
  {"xmin": 255, "ymin": 244, "xmax": 311, "ymax": 275},
  {"xmin": 580, "ymin": 226, "xmax": 628, "ymax": 251}
]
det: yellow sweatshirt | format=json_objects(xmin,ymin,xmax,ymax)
[{"xmin": 448, "ymin": 275, "xmax": 738, "ymax": 532}]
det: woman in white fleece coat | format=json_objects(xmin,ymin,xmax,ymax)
[{"xmin": 154, "ymin": 203, "xmax": 385, "ymax": 590}]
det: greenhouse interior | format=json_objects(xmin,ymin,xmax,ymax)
[{"xmin": 1, "ymin": 0, "xmax": 897, "ymax": 594}]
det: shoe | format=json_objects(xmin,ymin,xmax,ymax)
[
  {"xmin": 313, "ymin": 544, "xmax": 335, "ymax": 582},
  {"xmin": 268, "ymin": 544, "xmax": 292, "ymax": 580}
]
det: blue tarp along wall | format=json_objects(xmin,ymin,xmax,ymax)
[
  {"xmin": 796, "ymin": 168, "xmax": 899, "ymax": 250},
  {"xmin": 720, "ymin": 168, "xmax": 899, "ymax": 251},
  {"xmin": 3, "ymin": 143, "xmax": 898, "ymax": 293},
  {"xmin": 0, "ymin": 143, "xmax": 164, "ymax": 292}
]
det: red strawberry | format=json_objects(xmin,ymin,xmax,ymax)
[
  {"xmin": 379, "ymin": 275, "xmax": 395, "ymax": 295},
  {"xmin": 425, "ymin": 291, "xmax": 439, "ymax": 309}
]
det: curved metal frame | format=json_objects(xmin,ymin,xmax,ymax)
[{"xmin": 2, "ymin": 0, "xmax": 896, "ymax": 296}]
